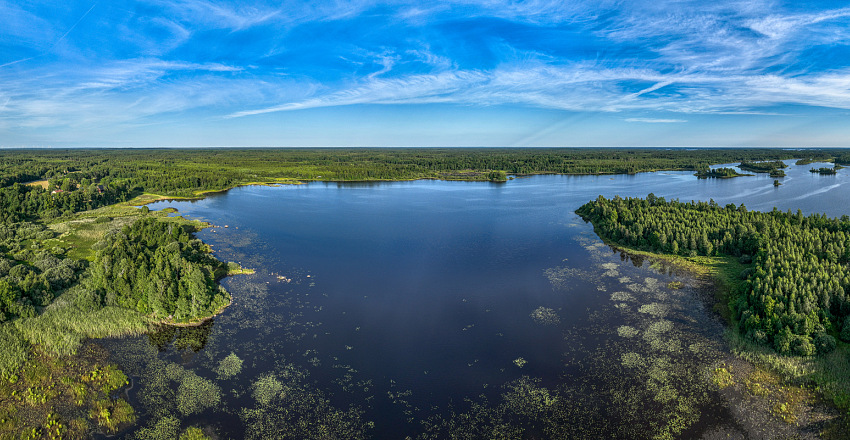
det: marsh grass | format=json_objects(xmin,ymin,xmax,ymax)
[
  {"xmin": 0, "ymin": 324, "xmax": 29, "ymax": 380},
  {"xmin": 16, "ymin": 300, "xmax": 148, "ymax": 356},
  {"xmin": 0, "ymin": 345, "xmax": 134, "ymax": 439}
]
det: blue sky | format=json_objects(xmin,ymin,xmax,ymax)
[{"xmin": 1, "ymin": 0, "xmax": 850, "ymax": 147}]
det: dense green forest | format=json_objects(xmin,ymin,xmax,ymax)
[
  {"xmin": 577, "ymin": 195, "xmax": 850, "ymax": 356},
  {"xmin": 86, "ymin": 218, "xmax": 230, "ymax": 322}
]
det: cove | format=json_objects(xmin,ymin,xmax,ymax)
[{"xmin": 100, "ymin": 161, "xmax": 847, "ymax": 439}]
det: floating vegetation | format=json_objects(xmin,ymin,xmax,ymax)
[
  {"xmin": 544, "ymin": 266, "xmax": 593, "ymax": 290},
  {"xmin": 625, "ymin": 283, "xmax": 645, "ymax": 293},
  {"xmin": 638, "ymin": 302, "xmax": 670, "ymax": 318},
  {"xmin": 610, "ymin": 291, "xmax": 634, "ymax": 302},
  {"xmin": 513, "ymin": 357, "xmax": 527, "ymax": 368},
  {"xmin": 252, "ymin": 375, "xmax": 284, "ymax": 406},
  {"xmin": 621, "ymin": 352, "xmax": 644, "ymax": 368},
  {"xmin": 530, "ymin": 307, "xmax": 560, "ymax": 325},
  {"xmin": 135, "ymin": 415, "xmax": 180, "ymax": 440},
  {"xmin": 215, "ymin": 352, "xmax": 243, "ymax": 379},
  {"xmin": 600, "ymin": 262, "xmax": 620, "ymax": 277},
  {"xmin": 617, "ymin": 326, "xmax": 639, "ymax": 338},
  {"xmin": 176, "ymin": 371, "xmax": 221, "ymax": 416},
  {"xmin": 711, "ymin": 366, "xmax": 735, "ymax": 389}
]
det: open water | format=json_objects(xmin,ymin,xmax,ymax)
[{"xmin": 102, "ymin": 160, "xmax": 849, "ymax": 439}]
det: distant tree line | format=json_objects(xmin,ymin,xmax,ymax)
[
  {"xmin": 6, "ymin": 148, "xmax": 850, "ymax": 199},
  {"xmin": 578, "ymin": 195, "xmax": 850, "ymax": 356}
]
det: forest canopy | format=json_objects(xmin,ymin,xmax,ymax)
[{"xmin": 86, "ymin": 218, "xmax": 230, "ymax": 323}]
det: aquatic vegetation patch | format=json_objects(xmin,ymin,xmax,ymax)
[
  {"xmin": 513, "ymin": 357, "xmax": 527, "ymax": 368},
  {"xmin": 610, "ymin": 291, "xmax": 634, "ymax": 302},
  {"xmin": 617, "ymin": 326, "xmax": 639, "ymax": 338},
  {"xmin": 176, "ymin": 372, "xmax": 221, "ymax": 416},
  {"xmin": 0, "ymin": 345, "xmax": 135, "ymax": 439},
  {"xmin": 135, "ymin": 415, "xmax": 180, "ymax": 440},
  {"xmin": 215, "ymin": 352, "xmax": 243, "ymax": 379},
  {"xmin": 252, "ymin": 374, "xmax": 284, "ymax": 406},
  {"xmin": 711, "ymin": 366, "xmax": 735, "ymax": 389},
  {"xmin": 543, "ymin": 266, "xmax": 593, "ymax": 290},
  {"xmin": 621, "ymin": 352, "xmax": 644, "ymax": 368},
  {"xmin": 638, "ymin": 302, "xmax": 670, "ymax": 318},
  {"xmin": 529, "ymin": 307, "xmax": 560, "ymax": 325}
]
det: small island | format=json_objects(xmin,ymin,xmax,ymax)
[
  {"xmin": 695, "ymin": 167, "xmax": 748, "ymax": 178},
  {"xmin": 738, "ymin": 160, "xmax": 788, "ymax": 173},
  {"xmin": 810, "ymin": 166, "xmax": 838, "ymax": 175}
]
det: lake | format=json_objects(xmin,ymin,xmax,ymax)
[{"xmin": 102, "ymin": 160, "xmax": 847, "ymax": 439}]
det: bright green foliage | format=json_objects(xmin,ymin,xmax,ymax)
[
  {"xmin": 578, "ymin": 195, "xmax": 850, "ymax": 356},
  {"xmin": 488, "ymin": 170, "xmax": 508, "ymax": 182},
  {"xmin": 0, "ymin": 180, "xmax": 131, "ymax": 223},
  {"xmin": 87, "ymin": 218, "xmax": 230, "ymax": 322}
]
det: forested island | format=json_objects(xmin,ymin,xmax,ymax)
[
  {"xmin": 694, "ymin": 167, "xmax": 749, "ymax": 179},
  {"xmin": 2, "ymin": 147, "xmax": 850, "ymax": 438}
]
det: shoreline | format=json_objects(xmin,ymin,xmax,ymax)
[{"xmin": 580, "ymin": 223, "xmax": 848, "ymax": 436}]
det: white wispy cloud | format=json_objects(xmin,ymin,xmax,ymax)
[
  {"xmin": 625, "ymin": 118, "xmax": 686, "ymax": 123},
  {"xmin": 4, "ymin": 0, "xmax": 850, "ymax": 144}
]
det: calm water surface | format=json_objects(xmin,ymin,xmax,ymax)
[{"xmin": 104, "ymin": 161, "xmax": 850, "ymax": 439}]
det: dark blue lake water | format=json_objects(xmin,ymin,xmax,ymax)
[{"xmin": 106, "ymin": 160, "xmax": 849, "ymax": 439}]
